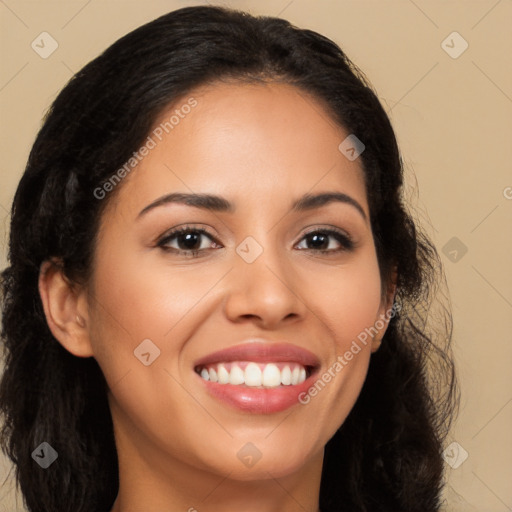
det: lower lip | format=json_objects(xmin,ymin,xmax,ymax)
[{"xmin": 197, "ymin": 371, "xmax": 318, "ymax": 414}]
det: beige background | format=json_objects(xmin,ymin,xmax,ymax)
[{"xmin": 1, "ymin": 1, "xmax": 511, "ymax": 511}]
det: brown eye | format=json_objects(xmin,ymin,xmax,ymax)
[
  {"xmin": 296, "ymin": 229, "xmax": 354, "ymax": 253},
  {"xmin": 158, "ymin": 227, "xmax": 220, "ymax": 256}
]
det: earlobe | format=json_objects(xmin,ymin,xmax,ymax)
[{"xmin": 38, "ymin": 260, "xmax": 94, "ymax": 358}]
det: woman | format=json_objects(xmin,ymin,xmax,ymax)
[{"xmin": 0, "ymin": 6, "xmax": 457, "ymax": 512}]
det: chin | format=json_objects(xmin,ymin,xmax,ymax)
[{"xmin": 200, "ymin": 440, "xmax": 320, "ymax": 482}]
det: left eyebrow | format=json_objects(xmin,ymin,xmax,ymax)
[
  {"xmin": 137, "ymin": 191, "xmax": 367, "ymax": 221},
  {"xmin": 291, "ymin": 192, "xmax": 367, "ymax": 220}
]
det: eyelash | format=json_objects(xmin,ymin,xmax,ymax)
[{"xmin": 157, "ymin": 225, "xmax": 355, "ymax": 258}]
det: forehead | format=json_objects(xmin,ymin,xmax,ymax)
[{"xmin": 103, "ymin": 81, "xmax": 368, "ymax": 218}]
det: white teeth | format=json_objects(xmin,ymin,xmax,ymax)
[
  {"xmin": 217, "ymin": 364, "xmax": 230, "ymax": 384},
  {"xmin": 229, "ymin": 364, "xmax": 245, "ymax": 385},
  {"xmin": 244, "ymin": 362, "xmax": 262, "ymax": 387},
  {"xmin": 262, "ymin": 363, "xmax": 281, "ymax": 387},
  {"xmin": 291, "ymin": 366, "xmax": 300, "ymax": 385},
  {"xmin": 281, "ymin": 365, "xmax": 292, "ymax": 385},
  {"xmin": 198, "ymin": 361, "xmax": 309, "ymax": 388}
]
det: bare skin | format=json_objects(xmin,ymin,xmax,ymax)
[{"xmin": 39, "ymin": 81, "xmax": 395, "ymax": 512}]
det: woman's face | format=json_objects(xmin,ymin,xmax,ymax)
[{"xmin": 85, "ymin": 82, "xmax": 393, "ymax": 481}]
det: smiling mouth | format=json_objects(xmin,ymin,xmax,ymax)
[{"xmin": 194, "ymin": 361, "xmax": 313, "ymax": 388}]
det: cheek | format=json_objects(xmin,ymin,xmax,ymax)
[
  {"xmin": 85, "ymin": 252, "xmax": 220, "ymax": 453},
  {"xmin": 86, "ymin": 247, "xmax": 222, "ymax": 379},
  {"xmin": 296, "ymin": 249, "xmax": 382, "ymax": 432},
  {"xmin": 307, "ymin": 251, "xmax": 383, "ymax": 348},
  {"xmin": 90, "ymin": 239, "xmax": 212, "ymax": 334}
]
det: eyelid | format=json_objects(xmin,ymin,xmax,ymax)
[
  {"xmin": 157, "ymin": 225, "xmax": 220, "ymax": 247},
  {"xmin": 300, "ymin": 225, "xmax": 352, "ymax": 240}
]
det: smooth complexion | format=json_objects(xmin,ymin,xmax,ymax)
[{"xmin": 39, "ymin": 82, "xmax": 395, "ymax": 512}]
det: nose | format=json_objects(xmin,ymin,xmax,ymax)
[{"xmin": 223, "ymin": 240, "xmax": 307, "ymax": 329}]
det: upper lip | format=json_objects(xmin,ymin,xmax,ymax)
[{"xmin": 194, "ymin": 339, "xmax": 321, "ymax": 369}]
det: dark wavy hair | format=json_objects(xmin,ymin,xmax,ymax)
[{"xmin": 0, "ymin": 6, "xmax": 458, "ymax": 512}]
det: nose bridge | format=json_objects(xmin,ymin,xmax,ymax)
[{"xmin": 223, "ymin": 232, "xmax": 305, "ymax": 325}]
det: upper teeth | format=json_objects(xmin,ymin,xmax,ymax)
[{"xmin": 197, "ymin": 362, "xmax": 307, "ymax": 388}]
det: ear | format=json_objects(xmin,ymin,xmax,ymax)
[
  {"xmin": 371, "ymin": 267, "xmax": 398, "ymax": 353},
  {"xmin": 38, "ymin": 259, "xmax": 94, "ymax": 358}
]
